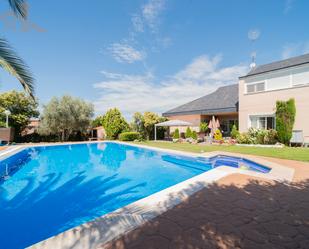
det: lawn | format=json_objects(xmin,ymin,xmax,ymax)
[{"xmin": 133, "ymin": 141, "xmax": 309, "ymax": 162}]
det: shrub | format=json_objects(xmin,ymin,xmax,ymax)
[
  {"xmin": 103, "ymin": 108, "xmax": 129, "ymax": 139},
  {"xmin": 173, "ymin": 128, "xmax": 180, "ymax": 139},
  {"xmin": 257, "ymin": 130, "xmax": 268, "ymax": 144},
  {"xmin": 199, "ymin": 122, "xmax": 208, "ymax": 133},
  {"xmin": 185, "ymin": 127, "xmax": 192, "ymax": 138},
  {"xmin": 236, "ymin": 128, "xmax": 278, "ymax": 145},
  {"xmin": 264, "ymin": 129, "xmax": 278, "ymax": 144},
  {"xmin": 191, "ymin": 130, "xmax": 198, "ymax": 140},
  {"xmin": 214, "ymin": 129, "xmax": 223, "ymax": 141},
  {"xmin": 276, "ymin": 98, "xmax": 296, "ymax": 145},
  {"xmin": 230, "ymin": 124, "xmax": 239, "ymax": 139},
  {"xmin": 119, "ymin": 132, "xmax": 140, "ymax": 141},
  {"xmin": 236, "ymin": 132, "xmax": 254, "ymax": 144}
]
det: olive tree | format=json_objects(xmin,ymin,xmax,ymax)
[
  {"xmin": 39, "ymin": 95, "xmax": 94, "ymax": 141},
  {"xmin": 131, "ymin": 112, "xmax": 145, "ymax": 137}
]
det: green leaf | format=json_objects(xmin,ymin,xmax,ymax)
[
  {"xmin": 8, "ymin": 0, "xmax": 28, "ymax": 19},
  {"xmin": 0, "ymin": 38, "xmax": 35, "ymax": 99}
]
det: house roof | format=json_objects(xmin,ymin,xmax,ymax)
[
  {"xmin": 163, "ymin": 84, "xmax": 239, "ymax": 116},
  {"xmin": 240, "ymin": 53, "xmax": 309, "ymax": 78}
]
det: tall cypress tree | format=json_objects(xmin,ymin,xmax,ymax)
[{"xmin": 275, "ymin": 98, "xmax": 296, "ymax": 145}]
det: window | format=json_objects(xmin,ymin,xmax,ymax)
[
  {"xmin": 250, "ymin": 115, "xmax": 275, "ymax": 130},
  {"xmin": 256, "ymin": 82, "xmax": 265, "ymax": 91},
  {"xmin": 220, "ymin": 119, "xmax": 238, "ymax": 136},
  {"xmin": 246, "ymin": 82, "xmax": 265, "ymax": 93},
  {"xmin": 267, "ymin": 71, "xmax": 290, "ymax": 90}
]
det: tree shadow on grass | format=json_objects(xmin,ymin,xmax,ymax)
[
  {"xmin": 103, "ymin": 177, "xmax": 309, "ymax": 249},
  {"xmin": 0, "ymin": 171, "xmax": 146, "ymax": 249}
]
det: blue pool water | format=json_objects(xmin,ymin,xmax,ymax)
[{"xmin": 0, "ymin": 142, "xmax": 270, "ymax": 249}]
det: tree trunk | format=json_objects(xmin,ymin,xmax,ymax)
[{"xmin": 61, "ymin": 130, "xmax": 65, "ymax": 141}]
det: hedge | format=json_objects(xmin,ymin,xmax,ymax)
[{"xmin": 119, "ymin": 132, "xmax": 140, "ymax": 141}]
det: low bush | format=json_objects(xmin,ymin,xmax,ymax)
[
  {"xmin": 264, "ymin": 129, "xmax": 278, "ymax": 144},
  {"xmin": 191, "ymin": 130, "xmax": 198, "ymax": 140},
  {"xmin": 230, "ymin": 125, "xmax": 239, "ymax": 139},
  {"xmin": 248, "ymin": 128, "xmax": 266, "ymax": 144},
  {"xmin": 185, "ymin": 127, "xmax": 192, "ymax": 138},
  {"xmin": 236, "ymin": 128, "xmax": 278, "ymax": 145},
  {"xmin": 173, "ymin": 128, "xmax": 180, "ymax": 139},
  {"xmin": 199, "ymin": 122, "xmax": 208, "ymax": 133},
  {"xmin": 236, "ymin": 132, "xmax": 255, "ymax": 144},
  {"xmin": 214, "ymin": 129, "xmax": 223, "ymax": 141},
  {"xmin": 119, "ymin": 132, "xmax": 140, "ymax": 141}
]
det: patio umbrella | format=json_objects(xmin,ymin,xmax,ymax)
[
  {"xmin": 209, "ymin": 116, "xmax": 216, "ymax": 137},
  {"xmin": 208, "ymin": 119, "xmax": 213, "ymax": 130},
  {"xmin": 215, "ymin": 118, "xmax": 220, "ymax": 129}
]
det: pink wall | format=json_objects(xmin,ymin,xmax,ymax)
[
  {"xmin": 167, "ymin": 114, "xmax": 201, "ymax": 125},
  {"xmin": 167, "ymin": 114, "xmax": 201, "ymax": 133},
  {"xmin": 239, "ymin": 79, "xmax": 309, "ymax": 143}
]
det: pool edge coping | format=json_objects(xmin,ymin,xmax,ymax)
[{"xmin": 0, "ymin": 141, "xmax": 294, "ymax": 249}]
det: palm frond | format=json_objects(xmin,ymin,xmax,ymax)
[
  {"xmin": 8, "ymin": 0, "xmax": 28, "ymax": 19},
  {"xmin": 0, "ymin": 38, "xmax": 35, "ymax": 99}
]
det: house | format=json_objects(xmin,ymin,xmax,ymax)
[
  {"xmin": 163, "ymin": 53, "xmax": 309, "ymax": 143},
  {"xmin": 239, "ymin": 53, "xmax": 309, "ymax": 143},
  {"xmin": 21, "ymin": 118, "xmax": 40, "ymax": 136},
  {"xmin": 162, "ymin": 84, "xmax": 239, "ymax": 137},
  {"xmin": 90, "ymin": 126, "xmax": 105, "ymax": 140}
]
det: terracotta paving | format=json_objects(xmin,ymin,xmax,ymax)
[{"xmin": 101, "ymin": 157, "xmax": 309, "ymax": 249}]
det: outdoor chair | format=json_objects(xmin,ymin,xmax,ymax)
[{"xmin": 290, "ymin": 130, "xmax": 304, "ymax": 147}]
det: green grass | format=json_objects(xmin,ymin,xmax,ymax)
[{"xmin": 132, "ymin": 141, "xmax": 309, "ymax": 162}]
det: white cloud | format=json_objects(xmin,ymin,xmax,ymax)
[
  {"xmin": 108, "ymin": 42, "xmax": 146, "ymax": 63},
  {"xmin": 93, "ymin": 55, "xmax": 248, "ymax": 119},
  {"xmin": 248, "ymin": 29, "xmax": 261, "ymax": 41},
  {"xmin": 131, "ymin": 14, "xmax": 144, "ymax": 32},
  {"xmin": 108, "ymin": 0, "xmax": 168, "ymax": 64},
  {"xmin": 142, "ymin": 0, "xmax": 165, "ymax": 31},
  {"xmin": 281, "ymin": 41, "xmax": 309, "ymax": 59},
  {"xmin": 131, "ymin": 0, "xmax": 166, "ymax": 33}
]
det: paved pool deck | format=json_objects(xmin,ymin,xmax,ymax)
[{"xmin": 101, "ymin": 156, "xmax": 309, "ymax": 249}]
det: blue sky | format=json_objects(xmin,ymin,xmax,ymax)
[{"xmin": 0, "ymin": 0, "xmax": 308, "ymax": 118}]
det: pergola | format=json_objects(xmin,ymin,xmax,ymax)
[{"xmin": 154, "ymin": 120, "xmax": 193, "ymax": 140}]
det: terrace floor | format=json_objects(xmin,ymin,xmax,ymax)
[{"xmin": 101, "ymin": 157, "xmax": 309, "ymax": 249}]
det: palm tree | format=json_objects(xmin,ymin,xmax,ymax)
[{"xmin": 0, "ymin": 0, "xmax": 35, "ymax": 99}]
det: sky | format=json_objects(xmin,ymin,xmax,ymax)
[{"xmin": 0, "ymin": 0, "xmax": 308, "ymax": 119}]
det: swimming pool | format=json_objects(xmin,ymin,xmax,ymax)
[{"xmin": 0, "ymin": 142, "xmax": 270, "ymax": 249}]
